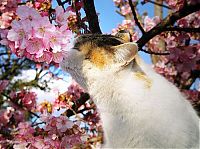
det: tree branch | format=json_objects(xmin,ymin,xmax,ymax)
[
  {"xmin": 165, "ymin": 27, "xmax": 200, "ymax": 33},
  {"xmin": 128, "ymin": 0, "xmax": 145, "ymax": 34},
  {"xmin": 141, "ymin": 0, "xmax": 172, "ymax": 9},
  {"xmin": 0, "ymin": 52, "xmax": 9, "ymax": 56},
  {"xmin": 83, "ymin": 0, "xmax": 102, "ymax": 34},
  {"xmin": 139, "ymin": 49, "xmax": 170, "ymax": 55},
  {"xmin": 66, "ymin": 92, "xmax": 90, "ymax": 117},
  {"xmin": 136, "ymin": 3, "xmax": 200, "ymax": 50},
  {"xmin": 56, "ymin": 0, "xmax": 65, "ymax": 9}
]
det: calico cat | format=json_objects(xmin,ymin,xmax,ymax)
[{"xmin": 60, "ymin": 32, "xmax": 199, "ymax": 148}]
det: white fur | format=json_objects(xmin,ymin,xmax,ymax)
[{"xmin": 60, "ymin": 43, "xmax": 199, "ymax": 148}]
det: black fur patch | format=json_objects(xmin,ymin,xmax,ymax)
[{"xmin": 74, "ymin": 34, "xmax": 124, "ymax": 49}]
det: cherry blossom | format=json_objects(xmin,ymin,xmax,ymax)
[
  {"xmin": 143, "ymin": 16, "xmax": 160, "ymax": 32},
  {"xmin": 4, "ymin": 5, "xmax": 73, "ymax": 64},
  {"xmin": 55, "ymin": 6, "xmax": 71, "ymax": 26},
  {"xmin": 56, "ymin": 116, "xmax": 74, "ymax": 132},
  {"xmin": 7, "ymin": 19, "xmax": 32, "ymax": 49},
  {"xmin": 0, "ymin": 80, "xmax": 9, "ymax": 93},
  {"xmin": 0, "ymin": 107, "xmax": 14, "ymax": 128},
  {"xmin": 16, "ymin": 5, "xmax": 41, "ymax": 21}
]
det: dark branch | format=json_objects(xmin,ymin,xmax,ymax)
[
  {"xmin": 165, "ymin": 27, "xmax": 200, "ymax": 33},
  {"xmin": 56, "ymin": 0, "xmax": 65, "ymax": 9},
  {"xmin": 29, "ymin": 111, "xmax": 40, "ymax": 118},
  {"xmin": 141, "ymin": 0, "xmax": 172, "ymax": 9},
  {"xmin": 66, "ymin": 92, "xmax": 90, "ymax": 117},
  {"xmin": 139, "ymin": 49, "xmax": 170, "ymax": 55},
  {"xmin": 83, "ymin": 0, "xmax": 102, "ymax": 34},
  {"xmin": 0, "ymin": 52, "xmax": 9, "ymax": 56},
  {"xmin": 137, "ymin": 3, "xmax": 200, "ymax": 50},
  {"xmin": 32, "ymin": 122, "xmax": 46, "ymax": 127},
  {"xmin": 128, "ymin": 0, "xmax": 145, "ymax": 34}
]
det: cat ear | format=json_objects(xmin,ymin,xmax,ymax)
[
  {"xmin": 114, "ymin": 30, "xmax": 131, "ymax": 42},
  {"xmin": 112, "ymin": 42, "xmax": 138, "ymax": 65}
]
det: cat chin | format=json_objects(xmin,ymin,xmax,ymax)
[{"xmin": 69, "ymin": 72, "xmax": 88, "ymax": 91}]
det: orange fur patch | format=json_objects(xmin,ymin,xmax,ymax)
[
  {"xmin": 90, "ymin": 48, "xmax": 113, "ymax": 68},
  {"xmin": 134, "ymin": 72, "xmax": 152, "ymax": 89}
]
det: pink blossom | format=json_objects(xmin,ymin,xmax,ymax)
[
  {"xmin": 144, "ymin": 16, "xmax": 160, "ymax": 31},
  {"xmin": 16, "ymin": 5, "xmax": 41, "ymax": 21},
  {"xmin": 32, "ymin": 16, "xmax": 55, "ymax": 38},
  {"xmin": 0, "ymin": 107, "xmax": 14, "ymax": 127},
  {"xmin": 21, "ymin": 92, "xmax": 37, "ymax": 110},
  {"xmin": 43, "ymin": 29, "xmax": 68, "ymax": 53},
  {"xmin": 52, "ymin": 52, "xmax": 64, "ymax": 63},
  {"xmin": 7, "ymin": 20, "xmax": 32, "ymax": 49},
  {"xmin": 0, "ymin": 80, "xmax": 9, "ymax": 93},
  {"xmin": 0, "ymin": 29, "xmax": 10, "ymax": 46},
  {"xmin": 113, "ymin": 0, "xmax": 122, "ymax": 6},
  {"xmin": 165, "ymin": 0, "xmax": 184, "ymax": 10},
  {"xmin": 26, "ymin": 38, "xmax": 45, "ymax": 57},
  {"xmin": 0, "ymin": 11, "xmax": 15, "ymax": 29},
  {"xmin": 37, "ymin": 51, "xmax": 53, "ymax": 63},
  {"xmin": 121, "ymin": 4, "xmax": 131, "ymax": 16},
  {"xmin": 67, "ymin": 80, "xmax": 84, "ymax": 100},
  {"xmin": 45, "ymin": 116, "xmax": 58, "ymax": 133},
  {"xmin": 55, "ymin": 6, "xmax": 70, "ymax": 26},
  {"xmin": 13, "ymin": 110, "xmax": 26, "ymax": 123},
  {"xmin": 61, "ymin": 134, "xmax": 82, "ymax": 148},
  {"xmin": 56, "ymin": 116, "xmax": 74, "ymax": 132},
  {"xmin": 17, "ymin": 122, "xmax": 35, "ymax": 136}
]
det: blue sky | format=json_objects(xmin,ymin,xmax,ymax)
[{"xmin": 95, "ymin": 0, "xmax": 154, "ymax": 33}]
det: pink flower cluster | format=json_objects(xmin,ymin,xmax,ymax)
[
  {"xmin": 182, "ymin": 90, "xmax": 200, "ymax": 105},
  {"xmin": 12, "ymin": 114, "xmax": 88, "ymax": 148},
  {"xmin": 113, "ymin": 0, "xmax": 123, "ymax": 6},
  {"xmin": 1, "ymin": 5, "xmax": 73, "ymax": 64},
  {"xmin": 10, "ymin": 90, "xmax": 37, "ymax": 111},
  {"xmin": 0, "ymin": 0, "xmax": 20, "ymax": 29},
  {"xmin": 178, "ymin": 11, "xmax": 200, "ymax": 29},
  {"xmin": 164, "ymin": 0, "xmax": 198, "ymax": 10},
  {"xmin": 168, "ymin": 45, "xmax": 200, "ymax": 72},
  {"xmin": 112, "ymin": 20, "xmax": 139, "ymax": 42},
  {"xmin": 0, "ymin": 80, "xmax": 9, "ymax": 93},
  {"xmin": 121, "ymin": 4, "xmax": 132, "ymax": 15},
  {"xmin": 143, "ymin": 16, "xmax": 160, "ymax": 32},
  {"xmin": 53, "ymin": 80, "xmax": 84, "ymax": 110},
  {"xmin": 0, "ymin": 107, "xmax": 14, "ymax": 129},
  {"xmin": 0, "ymin": 80, "xmax": 102, "ymax": 148}
]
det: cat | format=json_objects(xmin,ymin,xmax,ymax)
[{"xmin": 60, "ymin": 32, "xmax": 199, "ymax": 148}]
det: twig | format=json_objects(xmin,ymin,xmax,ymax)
[
  {"xmin": 32, "ymin": 122, "xmax": 46, "ymax": 127},
  {"xmin": 136, "ymin": 3, "xmax": 200, "ymax": 50},
  {"xmin": 0, "ymin": 52, "xmax": 9, "ymax": 56},
  {"xmin": 141, "ymin": 0, "xmax": 172, "ymax": 9},
  {"xmin": 29, "ymin": 111, "xmax": 40, "ymax": 118},
  {"xmin": 139, "ymin": 49, "xmax": 170, "ymax": 55},
  {"xmin": 128, "ymin": 0, "xmax": 145, "ymax": 34},
  {"xmin": 83, "ymin": 0, "xmax": 102, "ymax": 34}
]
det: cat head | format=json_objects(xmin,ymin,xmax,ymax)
[{"xmin": 60, "ymin": 32, "xmax": 138, "ymax": 89}]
